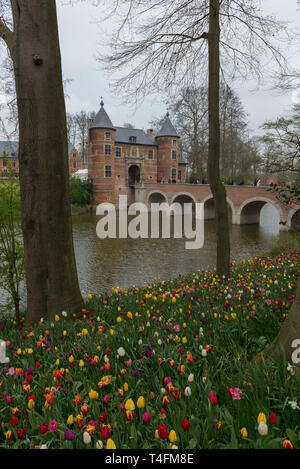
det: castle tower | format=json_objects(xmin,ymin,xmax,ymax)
[
  {"xmin": 156, "ymin": 113, "xmax": 180, "ymax": 182},
  {"xmin": 88, "ymin": 99, "xmax": 117, "ymax": 204}
]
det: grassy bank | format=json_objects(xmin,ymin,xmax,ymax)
[{"xmin": 0, "ymin": 252, "xmax": 300, "ymax": 449}]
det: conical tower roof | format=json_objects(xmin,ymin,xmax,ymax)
[
  {"xmin": 90, "ymin": 98, "xmax": 116, "ymax": 130},
  {"xmin": 156, "ymin": 112, "xmax": 180, "ymax": 138}
]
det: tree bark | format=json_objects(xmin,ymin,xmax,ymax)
[
  {"xmin": 207, "ymin": 0, "xmax": 231, "ymax": 277},
  {"xmin": 9, "ymin": 0, "xmax": 84, "ymax": 325}
]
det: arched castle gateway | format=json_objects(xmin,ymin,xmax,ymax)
[{"xmin": 88, "ymin": 100, "xmax": 299, "ymax": 231}]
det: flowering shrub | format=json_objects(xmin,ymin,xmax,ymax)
[{"xmin": 0, "ymin": 253, "xmax": 300, "ymax": 449}]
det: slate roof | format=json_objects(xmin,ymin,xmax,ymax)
[
  {"xmin": 0, "ymin": 141, "xmax": 19, "ymax": 158},
  {"xmin": 68, "ymin": 143, "xmax": 75, "ymax": 154},
  {"xmin": 115, "ymin": 127, "xmax": 157, "ymax": 147},
  {"xmin": 156, "ymin": 113, "xmax": 180, "ymax": 138},
  {"xmin": 0, "ymin": 141, "xmax": 84, "ymax": 160},
  {"xmin": 90, "ymin": 99, "xmax": 116, "ymax": 131}
]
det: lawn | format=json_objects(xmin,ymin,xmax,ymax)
[{"xmin": 1, "ymin": 252, "xmax": 300, "ymax": 449}]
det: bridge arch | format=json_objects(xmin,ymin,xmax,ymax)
[
  {"xmin": 237, "ymin": 197, "xmax": 283, "ymax": 226},
  {"xmin": 287, "ymin": 206, "xmax": 300, "ymax": 231},
  {"xmin": 170, "ymin": 192, "xmax": 197, "ymax": 206},
  {"xmin": 202, "ymin": 194, "xmax": 235, "ymax": 221},
  {"xmin": 147, "ymin": 190, "xmax": 168, "ymax": 205}
]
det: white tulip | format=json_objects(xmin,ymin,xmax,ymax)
[
  {"xmin": 117, "ymin": 347, "xmax": 126, "ymax": 357},
  {"xmin": 258, "ymin": 421, "xmax": 268, "ymax": 436},
  {"xmin": 188, "ymin": 373, "xmax": 194, "ymax": 383},
  {"xmin": 201, "ymin": 349, "xmax": 207, "ymax": 357},
  {"xmin": 83, "ymin": 431, "xmax": 92, "ymax": 444},
  {"xmin": 96, "ymin": 440, "xmax": 104, "ymax": 449},
  {"xmin": 184, "ymin": 386, "xmax": 192, "ymax": 396},
  {"xmin": 288, "ymin": 400, "xmax": 299, "ymax": 410}
]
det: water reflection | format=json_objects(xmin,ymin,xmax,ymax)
[{"xmin": 72, "ymin": 203, "xmax": 282, "ymax": 296}]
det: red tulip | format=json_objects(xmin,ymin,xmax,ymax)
[
  {"xmin": 17, "ymin": 428, "xmax": 26, "ymax": 440},
  {"xmin": 39, "ymin": 423, "xmax": 48, "ymax": 435},
  {"xmin": 98, "ymin": 412, "xmax": 107, "ymax": 423},
  {"xmin": 283, "ymin": 440, "xmax": 293, "ymax": 450},
  {"xmin": 158, "ymin": 424, "xmax": 168, "ymax": 440},
  {"xmin": 100, "ymin": 425, "xmax": 111, "ymax": 440},
  {"xmin": 182, "ymin": 418, "xmax": 191, "ymax": 431},
  {"xmin": 10, "ymin": 416, "xmax": 18, "ymax": 427}
]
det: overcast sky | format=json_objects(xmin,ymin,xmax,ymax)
[{"xmin": 11, "ymin": 1, "xmax": 300, "ymax": 137}]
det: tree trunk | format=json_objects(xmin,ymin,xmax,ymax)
[
  {"xmin": 207, "ymin": 0, "xmax": 231, "ymax": 277},
  {"xmin": 271, "ymin": 276, "xmax": 300, "ymax": 366},
  {"xmin": 10, "ymin": 0, "xmax": 84, "ymax": 325}
]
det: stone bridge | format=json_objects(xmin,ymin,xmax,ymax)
[{"xmin": 131, "ymin": 183, "xmax": 300, "ymax": 231}]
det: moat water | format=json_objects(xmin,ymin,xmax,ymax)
[
  {"xmin": 0, "ymin": 203, "xmax": 288, "ymax": 310},
  {"xmin": 72, "ymin": 203, "xmax": 284, "ymax": 296}
]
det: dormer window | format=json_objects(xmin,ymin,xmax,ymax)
[{"xmin": 129, "ymin": 136, "xmax": 137, "ymax": 143}]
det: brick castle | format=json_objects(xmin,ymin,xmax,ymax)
[
  {"xmin": 88, "ymin": 99, "xmax": 187, "ymax": 205},
  {"xmin": 0, "ymin": 142, "xmax": 86, "ymax": 176}
]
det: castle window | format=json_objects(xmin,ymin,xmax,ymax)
[
  {"xmin": 131, "ymin": 147, "xmax": 137, "ymax": 157},
  {"xmin": 171, "ymin": 168, "xmax": 177, "ymax": 180},
  {"xmin": 73, "ymin": 153, "xmax": 77, "ymax": 159},
  {"xmin": 73, "ymin": 161, "xmax": 77, "ymax": 169},
  {"xmin": 105, "ymin": 144, "xmax": 112, "ymax": 156},
  {"xmin": 173, "ymin": 140, "xmax": 177, "ymax": 146},
  {"xmin": 172, "ymin": 150, "xmax": 177, "ymax": 160},
  {"xmin": 129, "ymin": 136, "xmax": 137, "ymax": 143},
  {"xmin": 148, "ymin": 150, "xmax": 154, "ymax": 160},
  {"xmin": 115, "ymin": 147, "xmax": 121, "ymax": 157},
  {"xmin": 178, "ymin": 170, "xmax": 182, "ymax": 181},
  {"xmin": 105, "ymin": 132, "xmax": 111, "ymax": 140},
  {"xmin": 12, "ymin": 160, "xmax": 16, "ymax": 168},
  {"xmin": 105, "ymin": 165, "xmax": 112, "ymax": 178},
  {"xmin": 3, "ymin": 160, "xmax": 7, "ymax": 167}
]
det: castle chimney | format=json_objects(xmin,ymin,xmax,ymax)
[{"xmin": 147, "ymin": 129, "xmax": 153, "ymax": 139}]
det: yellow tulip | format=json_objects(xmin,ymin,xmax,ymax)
[
  {"xmin": 169, "ymin": 430, "xmax": 177, "ymax": 443},
  {"xmin": 240, "ymin": 427, "xmax": 248, "ymax": 438},
  {"xmin": 106, "ymin": 439, "xmax": 116, "ymax": 449},
  {"xmin": 257, "ymin": 413, "xmax": 267, "ymax": 424},
  {"xmin": 28, "ymin": 399, "xmax": 35, "ymax": 409},
  {"xmin": 137, "ymin": 396, "xmax": 145, "ymax": 409},
  {"xmin": 125, "ymin": 398, "xmax": 135, "ymax": 411},
  {"xmin": 89, "ymin": 389, "xmax": 99, "ymax": 400},
  {"xmin": 67, "ymin": 415, "xmax": 74, "ymax": 425}
]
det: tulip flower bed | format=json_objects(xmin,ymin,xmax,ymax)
[{"xmin": 1, "ymin": 252, "xmax": 300, "ymax": 450}]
